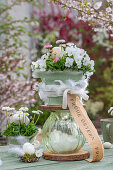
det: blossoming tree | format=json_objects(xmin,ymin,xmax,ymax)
[
  {"xmin": 49, "ymin": 0, "xmax": 113, "ymax": 36},
  {"xmin": 0, "ymin": 0, "xmax": 40, "ymax": 131}
]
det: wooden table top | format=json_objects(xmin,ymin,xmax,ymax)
[{"xmin": 0, "ymin": 136, "xmax": 113, "ymax": 170}]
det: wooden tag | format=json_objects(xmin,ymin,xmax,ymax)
[{"xmin": 67, "ymin": 94, "xmax": 104, "ymax": 162}]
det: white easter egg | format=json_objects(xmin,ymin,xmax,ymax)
[
  {"xmin": 23, "ymin": 142, "xmax": 35, "ymax": 155},
  {"xmin": 103, "ymin": 142, "xmax": 112, "ymax": 149}
]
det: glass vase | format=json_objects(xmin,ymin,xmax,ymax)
[{"xmin": 42, "ymin": 110, "xmax": 85, "ymax": 154}]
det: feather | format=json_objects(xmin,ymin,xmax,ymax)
[
  {"xmin": 0, "ymin": 159, "xmax": 3, "ymax": 166},
  {"xmin": 9, "ymin": 147, "xmax": 24, "ymax": 156},
  {"xmin": 16, "ymin": 136, "xmax": 28, "ymax": 145}
]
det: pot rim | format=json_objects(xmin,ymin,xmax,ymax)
[{"xmin": 100, "ymin": 118, "xmax": 113, "ymax": 122}]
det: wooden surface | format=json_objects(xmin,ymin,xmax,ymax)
[
  {"xmin": 0, "ymin": 136, "xmax": 113, "ymax": 170},
  {"xmin": 40, "ymin": 105, "xmax": 69, "ymax": 110},
  {"xmin": 40, "ymin": 105, "xmax": 86, "ymax": 111},
  {"xmin": 43, "ymin": 150, "xmax": 90, "ymax": 161}
]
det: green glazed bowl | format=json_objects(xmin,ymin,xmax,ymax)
[{"xmin": 37, "ymin": 71, "xmax": 84, "ymax": 106}]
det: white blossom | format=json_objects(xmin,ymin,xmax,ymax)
[
  {"xmin": 94, "ymin": 1, "xmax": 102, "ymax": 10},
  {"xmin": 88, "ymin": 60, "xmax": 94, "ymax": 70},
  {"xmin": 108, "ymin": 107, "xmax": 113, "ymax": 116},
  {"xmin": 65, "ymin": 47, "xmax": 76, "ymax": 56},
  {"xmin": 76, "ymin": 61, "xmax": 82, "ymax": 69},
  {"xmin": 10, "ymin": 113, "xmax": 30, "ymax": 125},
  {"xmin": 106, "ymin": 7, "xmax": 112, "ymax": 13},
  {"xmin": 23, "ymin": 143, "xmax": 35, "ymax": 155},
  {"xmin": 39, "ymin": 60, "xmax": 46, "ymax": 71},
  {"xmin": 65, "ymin": 57, "xmax": 74, "ymax": 67},
  {"xmin": 41, "ymin": 53, "xmax": 49, "ymax": 60},
  {"xmin": 83, "ymin": 55, "xmax": 90, "ymax": 66},
  {"xmin": 73, "ymin": 48, "xmax": 85, "ymax": 59},
  {"xmin": 35, "ymin": 149, "xmax": 43, "ymax": 157},
  {"xmin": 2, "ymin": 106, "xmax": 15, "ymax": 111},
  {"xmin": 19, "ymin": 107, "xmax": 29, "ymax": 112},
  {"xmin": 32, "ymin": 110, "xmax": 43, "ymax": 114}
]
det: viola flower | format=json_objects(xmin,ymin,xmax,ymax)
[
  {"xmin": 56, "ymin": 39, "xmax": 66, "ymax": 44},
  {"xmin": 44, "ymin": 45, "xmax": 52, "ymax": 49},
  {"xmin": 65, "ymin": 57, "xmax": 74, "ymax": 67}
]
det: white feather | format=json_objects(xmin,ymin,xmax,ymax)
[
  {"xmin": 0, "ymin": 159, "xmax": 3, "ymax": 166},
  {"xmin": 16, "ymin": 136, "xmax": 28, "ymax": 145},
  {"xmin": 9, "ymin": 147, "xmax": 24, "ymax": 156}
]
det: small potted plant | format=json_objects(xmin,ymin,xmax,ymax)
[
  {"xmin": 101, "ymin": 107, "xmax": 113, "ymax": 144},
  {"xmin": 2, "ymin": 106, "xmax": 43, "ymax": 145}
]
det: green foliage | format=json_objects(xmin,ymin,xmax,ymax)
[
  {"xmin": 44, "ymin": 54, "xmax": 94, "ymax": 73},
  {"xmin": 96, "ymin": 61, "xmax": 113, "ymax": 114},
  {"xmin": 2, "ymin": 122, "xmax": 38, "ymax": 137},
  {"xmin": 24, "ymin": 153, "xmax": 36, "ymax": 159},
  {"xmin": 21, "ymin": 153, "xmax": 38, "ymax": 163},
  {"xmin": 28, "ymin": 100, "xmax": 51, "ymax": 126}
]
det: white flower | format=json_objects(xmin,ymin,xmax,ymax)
[
  {"xmin": 106, "ymin": 7, "xmax": 112, "ymax": 13},
  {"xmin": 32, "ymin": 59, "xmax": 46, "ymax": 71},
  {"xmin": 41, "ymin": 53, "xmax": 49, "ymax": 60},
  {"xmin": 108, "ymin": 107, "xmax": 113, "ymax": 116},
  {"xmin": 39, "ymin": 60, "xmax": 46, "ymax": 71},
  {"xmin": 31, "ymin": 61, "xmax": 38, "ymax": 71},
  {"xmin": 10, "ymin": 113, "xmax": 30, "ymax": 125},
  {"xmin": 2, "ymin": 106, "xmax": 15, "ymax": 111},
  {"xmin": 16, "ymin": 111, "xmax": 24, "ymax": 115},
  {"xmin": 83, "ymin": 55, "xmax": 90, "ymax": 66},
  {"xmin": 35, "ymin": 149, "xmax": 43, "ymax": 157},
  {"xmin": 9, "ymin": 108, "xmax": 15, "ymax": 111},
  {"xmin": 94, "ymin": 1, "xmax": 102, "ymax": 10},
  {"xmin": 23, "ymin": 143, "xmax": 35, "ymax": 155},
  {"xmin": 52, "ymin": 47, "xmax": 61, "ymax": 59},
  {"xmin": 19, "ymin": 107, "xmax": 29, "ymax": 112},
  {"xmin": 32, "ymin": 110, "xmax": 43, "ymax": 114},
  {"xmin": 60, "ymin": 51, "xmax": 66, "ymax": 58},
  {"xmin": 76, "ymin": 60, "xmax": 82, "ymax": 69},
  {"xmin": 65, "ymin": 57, "xmax": 74, "ymax": 67},
  {"xmin": 73, "ymin": 48, "xmax": 86, "ymax": 59},
  {"xmin": 88, "ymin": 60, "xmax": 94, "ymax": 70},
  {"xmin": 65, "ymin": 47, "xmax": 76, "ymax": 56}
]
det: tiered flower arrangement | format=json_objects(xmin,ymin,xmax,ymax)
[{"xmin": 32, "ymin": 40, "xmax": 95, "ymax": 76}]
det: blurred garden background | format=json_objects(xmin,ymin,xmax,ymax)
[{"xmin": 0, "ymin": 0, "xmax": 113, "ymax": 134}]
